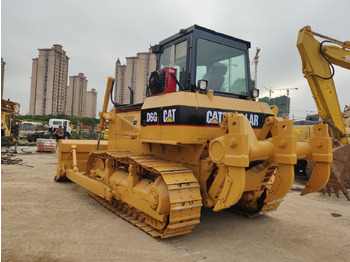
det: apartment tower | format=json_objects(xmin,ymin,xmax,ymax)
[
  {"xmin": 115, "ymin": 50, "xmax": 156, "ymax": 105},
  {"xmin": 85, "ymin": 88, "xmax": 97, "ymax": 118},
  {"xmin": 134, "ymin": 52, "xmax": 156, "ymax": 103},
  {"xmin": 66, "ymin": 73, "xmax": 87, "ymax": 117},
  {"xmin": 29, "ymin": 44, "xmax": 69, "ymax": 115},
  {"xmin": 124, "ymin": 56, "xmax": 137, "ymax": 104},
  {"xmin": 115, "ymin": 59, "xmax": 126, "ymax": 104}
]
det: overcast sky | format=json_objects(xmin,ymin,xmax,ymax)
[{"xmin": 1, "ymin": 0, "xmax": 349, "ymax": 119}]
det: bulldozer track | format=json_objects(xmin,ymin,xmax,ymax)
[{"xmin": 88, "ymin": 151, "xmax": 202, "ymax": 238}]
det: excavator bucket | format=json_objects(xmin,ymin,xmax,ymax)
[{"xmin": 324, "ymin": 144, "xmax": 350, "ymax": 200}]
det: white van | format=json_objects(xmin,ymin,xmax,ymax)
[{"xmin": 48, "ymin": 119, "xmax": 71, "ymax": 139}]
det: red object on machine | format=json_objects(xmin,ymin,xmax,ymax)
[
  {"xmin": 162, "ymin": 67, "xmax": 177, "ymax": 94},
  {"xmin": 149, "ymin": 67, "xmax": 178, "ymax": 96}
]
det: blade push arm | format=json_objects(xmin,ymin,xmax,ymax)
[{"xmin": 97, "ymin": 77, "xmax": 115, "ymax": 133}]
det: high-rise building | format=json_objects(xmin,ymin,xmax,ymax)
[
  {"xmin": 134, "ymin": 52, "xmax": 156, "ymax": 103},
  {"xmin": 115, "ymin": 59, "xmax": 126, "ymax": 104},
  {"xmin": 124, "ymin": 56, "xmax": 137, "ymax": 104},
  {"xmin": 66, "ymin": 73, "xmax": 87, "ymax": 117},
  {"xmin": 1, "ymin": 58, "xmax": 5, "ymax": 98},
  {"xmin": 85, "ymin": 88, "xmax": 97, "ymax": 118},
  {"xmin": 115, "ymin": 50, "xmax": 156, "ymax": 105},
  {"xmin": 29, "ymin": 44, "xmax": 69, "ymax": 115}
]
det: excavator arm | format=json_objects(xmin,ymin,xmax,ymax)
[
  {"xmin": 297, "ymin": 25, "xmax": 350, "ymax": 144},
  {"xmin": 297, "ymin": 26, "xmax": 350, "ymax": 200}
]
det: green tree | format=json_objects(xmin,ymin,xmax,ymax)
[{"xmin": 18, "ymin": 114, "xmax": 99, "ymax": 128}]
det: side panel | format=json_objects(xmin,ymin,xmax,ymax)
[{"xmin": 140, "ymin": 92, "xmax": 274, "ymax": 143}]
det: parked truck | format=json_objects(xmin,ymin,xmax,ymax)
[{"xmin": 48, "ymin": 118, "xmax": 71, "ymax": 139}]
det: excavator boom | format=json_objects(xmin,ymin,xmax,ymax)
[
  {"xmin": 297, "ymin": 26, "xmax": 350, "ymax": 144},
  {"xmin": 296, "ymin": 26, "xmax": 350, "ymax": 200}
]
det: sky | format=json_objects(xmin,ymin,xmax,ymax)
[{"xmin": 1, "ymin": 0, "xmax": 349, "ymax": 119}]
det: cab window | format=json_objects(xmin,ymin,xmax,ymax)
[
  {"xmin": 159, "ymin": 40, "xmax": 187, "ymax": 90},
  {"xmin": 20, "ymin": 123, "xmax": 35, "ymax": 131},
  {"xmin": 196, "ymin": 38, "xmax": 249, "ymax": 96}
]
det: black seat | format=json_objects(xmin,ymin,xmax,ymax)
[{"xmin": 208, "ymin": 63, "xmax": 227, "ymax": 91}]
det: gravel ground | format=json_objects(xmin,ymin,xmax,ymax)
[{"xmin": 2, "ymin": 146, "xmax": 350, "ymax": 261}]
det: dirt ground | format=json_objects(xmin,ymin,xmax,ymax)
[{"xmin": 2, "ymin": 146, "xmax": 350, "ymax": 262}]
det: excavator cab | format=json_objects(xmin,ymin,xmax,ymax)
[{"xmin": 149, "ymin": 25, "xmax": 259, "ymax": 99}]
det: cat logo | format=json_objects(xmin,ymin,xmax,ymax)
[
  {"xmin": 206, "ymin": 110, "xmax": 226, "ymax": 124},
  {"xmin": 243, "ymin": 113, "xmax": 259, "ymax": 127},
  {"xmin": 206, "ymin": 110, "xmax": 260, "ymax": 127},
  {"xmin": 163, "ymin": 108, "xmax": 176, "ymax": 123}
]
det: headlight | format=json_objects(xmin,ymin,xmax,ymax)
[
  {"xmin": 251, "ymin": 89, "xmax": 259, "ymax": 98},
  {"xmin": 197, "ymin": 80, "xmax": 208, "ymax": 92}
]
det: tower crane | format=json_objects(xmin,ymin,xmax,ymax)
[
  {"xmin": 275, "ymin": 87, "xmax": 298, "ymax": 96},
  {"xmin": 251, "ymin": 47, "xmax": 261, "ymax": 89},
  {"xmin": 263, "ymin": 86, "xmax": 274, "ymax": 99}
]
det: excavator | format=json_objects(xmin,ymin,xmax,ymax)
[
  {"xmin": 1, "ymin": 98, "xmax": 21, "ymax": 152},
  {"xmin": 295, "ymin": 26, "xmax": 350, "ymax": 200},
  {"xmin": 55, "ymin": 25, "xmax": 333, "ymax": 238}
]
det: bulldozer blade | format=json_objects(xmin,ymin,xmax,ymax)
[
  {"xmin": 55, "ymin": 139, "xmax": 108, "ymax": 182},
  {"xmin": 213, "ymin": 166, "xmax": 245, "ymax": 212},
  {"xmin": 301, "ymin": 162, "xmax": 330, "ymax": 196}
]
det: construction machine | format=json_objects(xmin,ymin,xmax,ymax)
[
  {"xmin": 55, "ymin": 25, "xmax": 332, "ymax": 238},
  {"xmin": 1, "ymin": 98, "xmax": 21, "ymax": 152},
  {"xmin": 295, "ymin": 25, "xmax": 350, "ymax": 200}
]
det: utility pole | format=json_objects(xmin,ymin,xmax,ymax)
[{"xmin": 128, "ymin": 86, "xmax": 134, "ymax": 104}]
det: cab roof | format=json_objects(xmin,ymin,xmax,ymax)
[{"xmin": 158, "ymin": 24, "xmax": 251, "ymax": 49}]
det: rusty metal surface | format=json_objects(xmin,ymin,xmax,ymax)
[{"xmin": 324, "ymin": 144, "xmax": 350, "ymax": 200}]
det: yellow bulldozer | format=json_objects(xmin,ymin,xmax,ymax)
[
  {"xmin": 295, "ymin": 26, "xmax": 350, "ymax": 200},
  {"xmin": 55, "ymin": 25, "xmax": 333, "ymax": 238}
]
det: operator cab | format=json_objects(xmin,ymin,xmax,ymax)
[{"xmin": 150, "ymin": 25, "xmax": 258, "ymax": 99}]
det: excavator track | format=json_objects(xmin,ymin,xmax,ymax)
[{"xmin": 87, "ymin": 151, "xmax": 202, "ymax": 238}]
